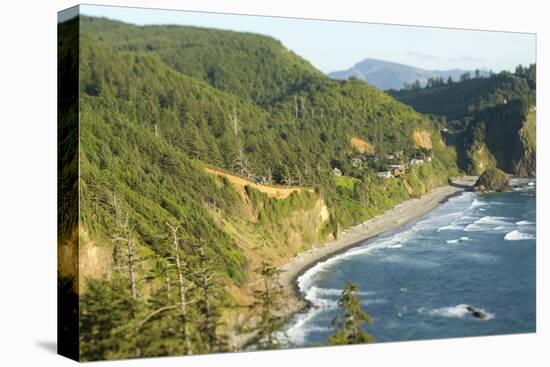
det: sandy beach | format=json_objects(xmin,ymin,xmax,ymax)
[{"xmin": 278, "ymin": 177, "xmax": 477, "ymax": 314}]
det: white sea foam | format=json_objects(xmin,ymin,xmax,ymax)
[
  {"xmin": 284, "ymin": 310, "xmax": 331, "ymax": 344},
  {"xmin": 464, "ymin": 223, "xmax": 483, "ymax": 232},
  {"xmin": 478, "ymin": 216, "xmax": 513, "ymax": 225},
  {"xmin": 305, "ymin": 286, "xmax": 339, "ymax": 309},
  {"xmin": 472, "ymin": 199, "xmax": 487, "ymax": 207},
  {"xmin": 464, "ymin": 216, "xmax": 513, "ymax": 232},
  {"xmin": 388, "ymin": 244, "xmax": 403, "ymax": 249},
  {"xmin": 438, "ymin": 213, "xmax": 478, "ymax": 232},
  {"xmin": 419, "ymin": 304, "xmax": 494, "ymax": 320},
  {"xmin": 446, "ymin": 236, "xmax": 470, "ymax": 244},
  {"xmin": 309, "ymin": 286, "xmax": 373, "ymax": 298},
  {"xmin": 504, "ymin": 230, "xmax": 535, "ymax": 241},
  {"xmin": 438, "ymin": 224, "xmax": 464, "ymax": 232},
  {"xmin": 516, "ymin": 220, "xmax": 534, "ymax": 226},
  {"xmin": 287, "ymin": 284, "xmax": 380, "ymax": 343}
]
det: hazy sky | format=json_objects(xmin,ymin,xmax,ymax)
[{"xmin": 79, "ymin": 4, "xmax": 536, "ymax": 74}]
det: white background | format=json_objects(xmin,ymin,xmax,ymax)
[{"xmin": 0, "ymin": 0, "xmax": 547, "ymax": 366}]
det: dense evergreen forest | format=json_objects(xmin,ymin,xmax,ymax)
[
  {"xmin": 391, "ymin": 66, "xmax": 536, "ymax": 175},
  {"xmin": 59, "ymin": 15, "xmax": 477, "ymax": 360}
]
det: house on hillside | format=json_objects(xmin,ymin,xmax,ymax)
[
  {"xmin": 253, "ymin": 175, "xmax": 269, "ymax": 185},
  {"xmin": 410, "ymin": 158, "xmax": 424, "ymax": 166},
  {"xmin": 377, "ymin": 171, "xmax": 393, "ymax": 179},
  {"xmin": 333, "ymin": 167, "xmax": 343, "ymax": 177}
]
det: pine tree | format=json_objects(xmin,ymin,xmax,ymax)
[
  {"xmin": 165, "ymin": 222, "xmax": 194, "ymax": 355},
  {"xmin": 329, "ymin": 282, "xmax": 374, "ymax": 345},
  {"xmin": 112, "ymin": 212, "xmax": 139, "ymax": 300},
  {"xmin": 191, "ymin": 242, "xmax": 228, "ymax": 353},
  {"xmin": 80, "ymin": 278, "xmax": 139, "ymax": 361},
  {"xmin": 251, "ymin": 261, "xmax": 285, "ymax": 350}
]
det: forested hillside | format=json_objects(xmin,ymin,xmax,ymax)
[
  {"xmin": 60, "ymin": 16, "xmax": 459, "ymax": 360},
  {"xmin": 391, "ymin": 66, "xmax": 536, "ymax": 175}
]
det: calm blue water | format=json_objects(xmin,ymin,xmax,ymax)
[{"xmin": 285, "ymin": 179, "xmax": 536, "ymax": 346}]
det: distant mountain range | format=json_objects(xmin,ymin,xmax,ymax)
[{"xmin": 329, "ymin": 58, "xmax": 488, "ymax": 90}]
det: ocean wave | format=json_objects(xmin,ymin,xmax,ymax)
[
  {"xmin": 438, "ymin": 224, "xmax": 464, "ymax": 232},
  {"xmin": 308, "ymin": 286, "xmax": 373, "ymax": 297},
  {"xmin": 446, "ymin": 236, "xmax": 470, "ymax": 244},
  {"xmin": 472, "ymin": 199, "xmax": 487, "ymax": 207},
  {"xmin": 463, "ymin": 223, "xmax": 482, "ymax": 232},
  {"xmin": 478, "ymin": 216, "xmax": 513, "ymax": 225},
  {"xmin": 438, "ymin": 213, "xmax": 479, "ymax": 232},
  {"xmin": 305, "ymin": 287, "xmax": 338, "ymax": 309},
  {"xmin": 419, "ymin": 304, "xmax": 494, "ymax": 320},
  {"xmin": 504, "ymin": 230, "xmax": 535, "ymax": 241},
  {"xmin": 297, "ymin": 227, "xmax": 421, "ymax": 291},
  {"xmin": 464, "ymin": 216, "xmax": 514, "ymax": 232},
  {"xmin": 516, "ymin": 220, "xmax": 534, "ymax": 226},
  {"xmin": 284, "ymin": 311, "xmax": 330, "ymax": 344}
]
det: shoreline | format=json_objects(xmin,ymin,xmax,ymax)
[{"xmin": 278, "ymin": 177, "xmax": 477, "ymax": 317}]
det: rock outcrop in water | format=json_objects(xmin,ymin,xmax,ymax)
[
  {"xmin": 466, "ymin": 305, "xmax": 488, "ymax": 319},
  {"xmin": 474, "ymin": 168, "xmax": 509, "ymax": 192}
]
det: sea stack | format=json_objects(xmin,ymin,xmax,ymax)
[{"xmin": 474, "ymin": 168, "xmax": 510, "ymax": 192}]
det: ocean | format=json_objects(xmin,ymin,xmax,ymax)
[{"xmin": 285, "ymin": 179, "xmax": 536, "ymax": 346}]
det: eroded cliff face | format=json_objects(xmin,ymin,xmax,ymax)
[
  {"xmin": 464, "ymin": 103, "xmax": 536, "ymax": 177},
  {"xmin": 513, "ymin": 111, "xmax": 536, "ymax": 177},
  {"xmin": 78, "ymin": 172, "xmax": 332, "ymax": 304}
]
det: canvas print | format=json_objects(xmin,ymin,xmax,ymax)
[{"xmin": 58, "ymin": 4, "xmax": 536, "ymax": 361}]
